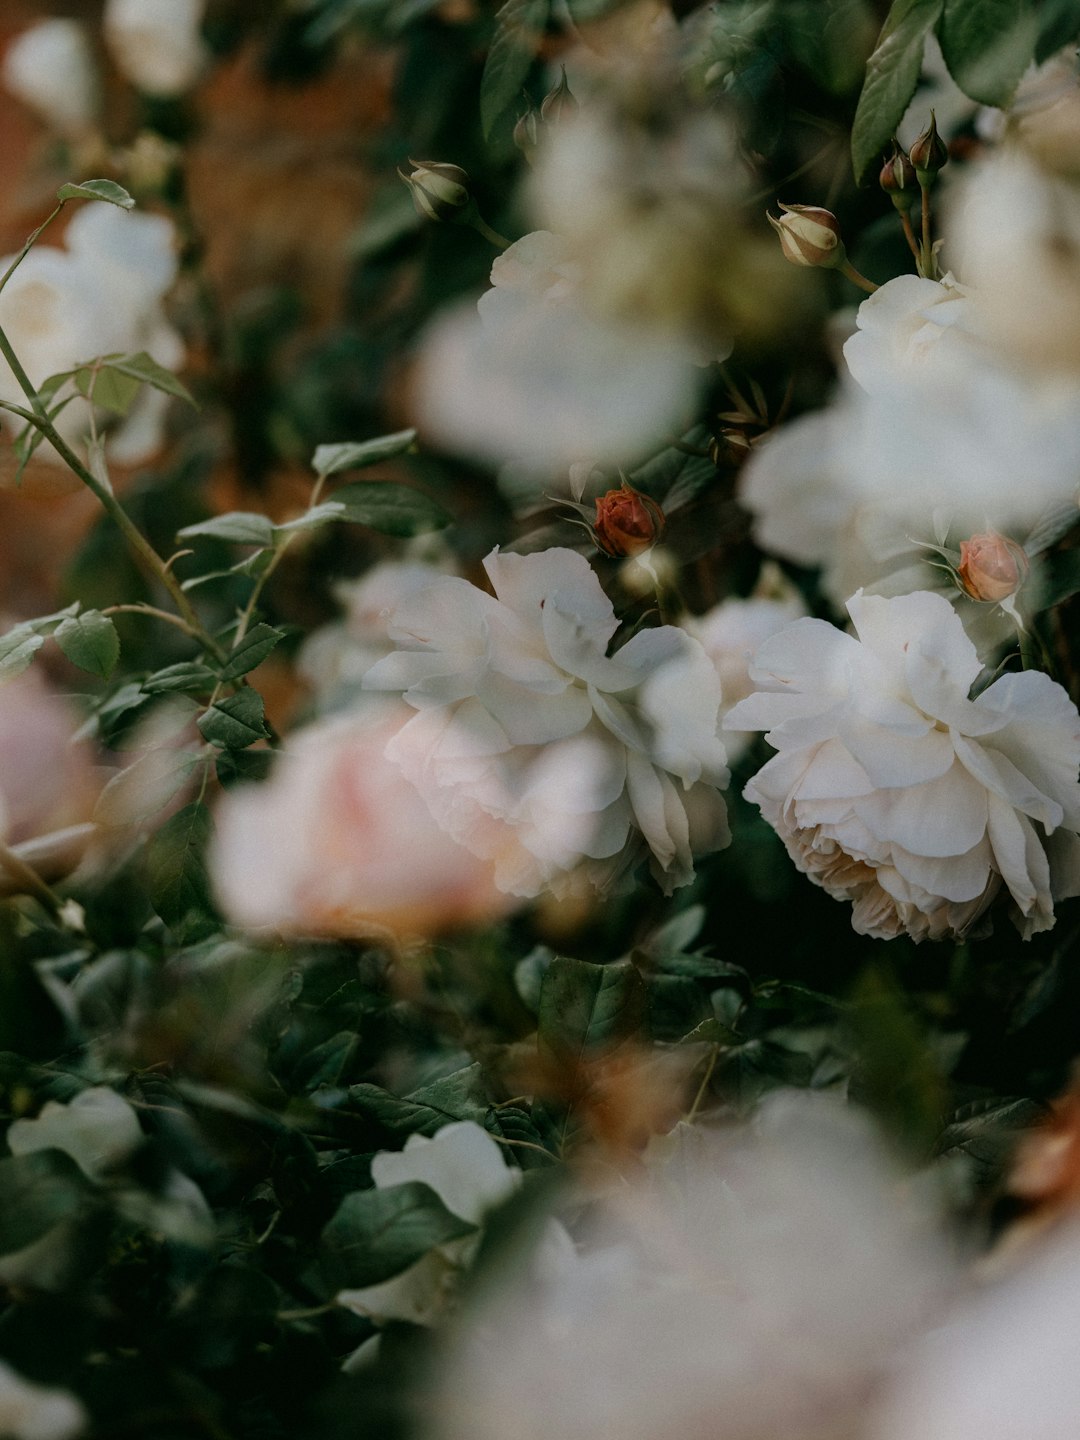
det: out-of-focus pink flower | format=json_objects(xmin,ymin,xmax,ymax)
[
  {"xmin": 210, "ymin": 702, "xmax": 515, "ymax": 939},
  {"xmin": 0, "ymin": 669, "xmax": 97, "ymax": 846}
]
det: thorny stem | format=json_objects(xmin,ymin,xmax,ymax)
[{"xmin": 919, "ymin": 184, "xmax": 937, "ymax": 280}]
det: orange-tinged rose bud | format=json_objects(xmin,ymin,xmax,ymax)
[
  {"xmin": 909, "ymin": 111, "xmax": 948, "ymax": 180},
  {"xmin": 767, "ymin": 203, "xmax": 845, "ymax": 269},
  {"xmin": 592, "ymin": 483, "xmax": 665, "ymax": 558},
  {"xmin": 957, "ymin": 532, "xmax": 1029, "ymax": 602}
]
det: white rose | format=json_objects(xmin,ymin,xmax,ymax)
[
  {"xmin": 363, "ymin": 546, "xmax": 730, "ymax": 897},
  {"xmin": 683, "ymin": 568, "xmax": 806, "ymax": 764},
  {"xmin": 431, "ymin": 1091, "xmax": 951, "ymax": 1440},
  {"xmin": 103, "ymin": 0, "xmax": 207, "ymax": 98},
  {"xmin": 336, "ymin": 1121, "xmax": 520, "ymax": 1327},
  {"xmin": 0, "ymin": 1361, "xmax": 85, "ymax": 1440},
  {"xmin": 210, "ymin": 702, "xmax": 514, "ymax": 939},
  {"xmin": 842, "ymin": 272, "xmax": 974, "ymax": 392},
  {"xmin": 416, "ymin": 231, "xmax": 701, "ymax": 474},
  {"xmin": 2, "ymin": 20, "xmax": 99, "ymax": 136},
  {"xmin": 7, "ymin": 1087, "xmax": 142, "ymax": 1181},
  {"xmin": 0, "ymin": 203, "xmax": 183, "ymax": 465},
  {"xmin": 726, "ymin": 589, "xmax": 1080, "ymax": 942}
]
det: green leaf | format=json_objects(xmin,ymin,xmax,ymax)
[
  {"xmin": 74, "ymin": 363, "xmax": 142, "ymax": 416},
  {"xmin": 939, "ymin": 0, "xmax": 1038, "ymax": 105},
  {"xmin": 538, "ymin": 956, "xmax": 646, "ymax": 1065},
  {"xmin": 103, "ymin": 350, "xmax": 195, "ymax": 407},
  {"xmin": 219, "ymin": 624, "xmax": 284, "ymax": 682},
  {"xmin": 851, "ymin": 0, "xmax": 944, "ymax": 183},
  {"xmin": 141, "ymin": 662, "xmax": 219, "ymax": 695},
  {"xmin": 197, "ymin": 689, "xmax": 270, "ymax": 750},
  {"xmin": 408, "ymin": 1063, "xmax": 490, "ymax": 1123},
  {"xmin": 54, "ymin": 609, "xmax": 120, "ymax": 679},
  {"xmin": 322, "ymin": 1181, "xmax": 477, "ymax": 1289},
  {"xmin": 94, "ymin": 748, "xmax": 203, "ymax": 827},
  {"xmin": 679, "ymin": 1017, "xmax": 741, "ymax": 1045},
  {"xmin": 178, "ymin": 513, "xmax": 276, "ymax": 547},
  {"xmin": 341, "ymin": 1082, "xmax": 478, "ymax": 1139},
  {"xmin": 0, "ymin": 626, "xmax": 44, "ymax": 681},
  {"xmin": 57, "ymin": 178, "xmax": 135, "ymax": 209},
  {"xmin": 1034, "ymin": 0, "xmax": 1080, "ymax": 62},
  {"xmin": 311, "ymin": 429, "xmax": 418, "ymax": 478},
  {"xmin": 271, "ymin": 502, "xmax": 350, "ymax": 536},
  {"xmin": 146, "ymin": 800, "xmax": 216, "ymax": 940},
  {"xmin": 481, "ymin": 0, "xmax": 549, "ymax": 138},
  {"xmin": 0, "ymin": 1149, "xmax": 94, "ymax": 1255},
  {"xmin": 328, "ymin": 480, "xmax": 453, "ymax": 536}
]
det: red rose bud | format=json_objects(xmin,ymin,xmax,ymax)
[
  {"xmin": 909, "ymin": 113, "xmax": 948, "ymax": 181},
  {"xmin": 957, "ymin": 532, "xmax": 1029, "ymax": 603},
  {"xmin": 540, "ymin": 66, "xmax": 577, "ymax": 125},
  {"xmin": 398, "ymin": 160, "xmax": 471, "ymax": 221},
  {"xmin": 767, "ymin": 203, "xmax": 845, "ymax": 269},
  {"xmin": 879, "ymin": 148, "xmax": 917, "ymax": 211},
  {"xmin": 592, "ymin": 483, "xmax": 665, "ymax": 558}
]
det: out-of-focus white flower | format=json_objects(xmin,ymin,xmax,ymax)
[
  {"xmin": 337, "ymin": 1121, "xmax": 521, "ymax": 1328},
  {"xmin": 726, "ymin": 589, "xmax": 1080, "ymax": 942},
  {"xmin": 0, "ymin": 670, "xmax": 98, "ymax": 847},
  {"xmin": 871, "ymin": 1221, "xmax": 1080, "ymax": 1440},
  {"xmin": 683, "ymin": 567, "xmax": 806, "ymax": 764},
  {"xmin": 416, "ymin": 231, "xmax": 701, "ymax": 473},
  {"xmin": 8, "ymin": 1087, "xmax": 141, "ymax": 1181},
  {"xmin": 739, "ymin": 274, "xmax": 1080, "ymax": 620},
  {"xmin": 0, "ymin": 202, "xmax": 183, "ymax": 465},
  {"xmin": 951, "ymin": 148, "xmax": 1080, "ymax": 373},
  {"xmin": 0, "ymin": 1360, "xmax": 85, "ymax": 1440},
  {"xmin": 363, "ymin": 547, "xmax": 730, "ymax": 897},
  {"xmin": 2, "ymin": 20, "xmax": 99, "ymax": 137},
  {"xmin": 298, "ymin": 560, "xmax": 452, "ymax": 708},
  {"xmin": 211, "ymin": 702, "xmax": 515, "ymax": 939},
  {"xmin": 430, "ymin": 1091, "xmax": 951, "ymax": 1440},
  {"xmin": 103, "ymin": 0, "xmax": 208, "ymax": 98}
]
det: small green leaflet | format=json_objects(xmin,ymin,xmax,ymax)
[
  {"xmin": 219, "ymin": 624, "xmax": 284, "ymax": 683},
  {"xmin": 74, "ymin": 352, "xmax": 195, "ymax": 416},
  {"xmin": 146, "ymin": 800, "xmax": 217, "ymax": 942},
  {"xmin": 311, "ymin": 429, "xmax": 417, "ymax": 478},
  {"xmin": 939, "ymin": 0, "xmax": 1038, "ymax": 106},
  {"xmin": 0, "ymin": 605, "xmax": 79, "ymax": 682},
  {"xmin": 57, "ymin": 178, "xmax": 135, "ymax": 209},
  {"xmin": 197, "ymin": 689, "xmax": 270, "ymax": 750},
  {"xmin": 324, "ymin": 481, "xmax": 452, "ymax": 536},
  {"xmin": 178, "ymin": 513, "xmax": 276, "ymax": 547},
  {"xmin": 321, "ymin": 1182, "xmax": 477, "ymax": 1290},
  {"xmin": 54, "ymin": 610, "xmax": 120, "ymax": 679}
]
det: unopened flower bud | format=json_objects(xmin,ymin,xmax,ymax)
[
  {"xmin": 592, "ymin": 482, "xmax": 665, "ymax": 558},
  {"xmin": 709, "ymin": 429, "xmax": 752, "ymax": 469},
  {"xmin": 879, "ymin": 148, "xmax": 917, "ymax": 211},
  {"xmin": 908, "ymin": 113, "xmax": 948, "ymax": 182},
  {"xmin": 398, "ymin": 160, "xmax": 471, "ymax": 222},
  {"xmin": 540, "ymin": 66, "xmax": 577, "ymax": 124},
  {"xmin": 767, "ymin": 203, "xmax": 845, "ymax": 269},
  {"xmin": 956, "ymin": 532, "xmax": 1029, "ymax": 602},
  {"xmin": 513, "ymin": 98, "xmax": 540, "ymax": 161}
]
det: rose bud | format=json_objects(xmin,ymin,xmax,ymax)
[
  {"xmin": 879, "ymin": 147, "xmax": 917, "ymax": 211},
  {"xmin": 398, "ymin": 159, "xmax": 471, "ymax": 222},
  {"xmin": 909, "ymin": 112, "xmax": 948, "ymax": 182},
  {"xmin": 513, "ymin": 99, "xmax": 540, "ymax": 161},
  {"xmin": 767, "ymin": 203, "xmax": 845, "ymax": 269},
  {"xmin": 592, "ymin": 482, "xmax": 665, "ymax": 558},
  {"xmin": 540, "ymin": 66, "xmax": 577, "ymax": 124},
  {"xmin": 956, "ymin": 532, "xmax": 1029, "ymax": 602}
]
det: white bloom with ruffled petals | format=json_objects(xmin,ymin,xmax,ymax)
[
  {"xmin": 363, "ymin": 547, "xmax": 730, "ymax": 896},
  {"xmin": 726, "ymin": 590, "xmax": 1080, "ymax": 942},
  {"xmin": 2, "ymin": 20, "xmax": 99, "ymax": 136}
]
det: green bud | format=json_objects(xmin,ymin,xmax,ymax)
[
  {"xmin": 908, "ymin": 113, "xmax": 948, "ymax": 183},
  {"xmin": 513, "ymin": 98, "xmax": 540, "ymax": 161},
  {"xmin": 879, "ymin": 147, "xmax": 917, "ymax": 212},
  {"xmin": 398, "ymin": 159, "xmax": 471, "ymax": 222},
  {"xmin": 540, "ymin": 66, "xmax": 577, "ymax": 125}
]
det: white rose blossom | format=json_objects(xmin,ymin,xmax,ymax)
[
  {"xmin": 103, "ymin": 0, "xmax": 208, "ymax": 99},
  {"xmin": 430, "ymin": 1091, "xmax": 952, "ymax": 1440},
  {"xmin": 2, "ymin": 20, "xmax": 100, "ymax": 137},
  {"xmin": 0, "ymin": 1361, "xmax": 85, "ymax": 1440},
  {"xmin": 725, "ymin": 589, "xmax": 1080, "ymax": 942},
  {"xmin": 362, "ymin": 546, "xmax": 730, "ymax": 897},
  {"xmin": 0, "ymin": 202, "xmax": 183, "ymax": 465}
]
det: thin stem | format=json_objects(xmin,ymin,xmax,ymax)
[
  {"xmin": 840, "ymin": 260, "xmax": 878, "ymax": 294},
  {"xmin": 920, "ymin": 183, "xmax": 935, "ymax": 278},
  {"xmin": 0, "ymin": 202, "xmax": 65, "ymax": 302},
  {"xmin": 899, "ymin": 210, "xmax": 920, "ymax": 263},
  {"xmin": 468, "ymin": 214, "xmax": 510, "ymax": 249},
  {"xmin": 685, "ymin": 1046, "xmax": 720, "ymax": 1126},
  {"xmin": 103, "ymin": 603, "xmax": 207, "ymax": 642},
  {"xmin": 0, "ymin": 335, "xmax": 225, "ymax": 664}
]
